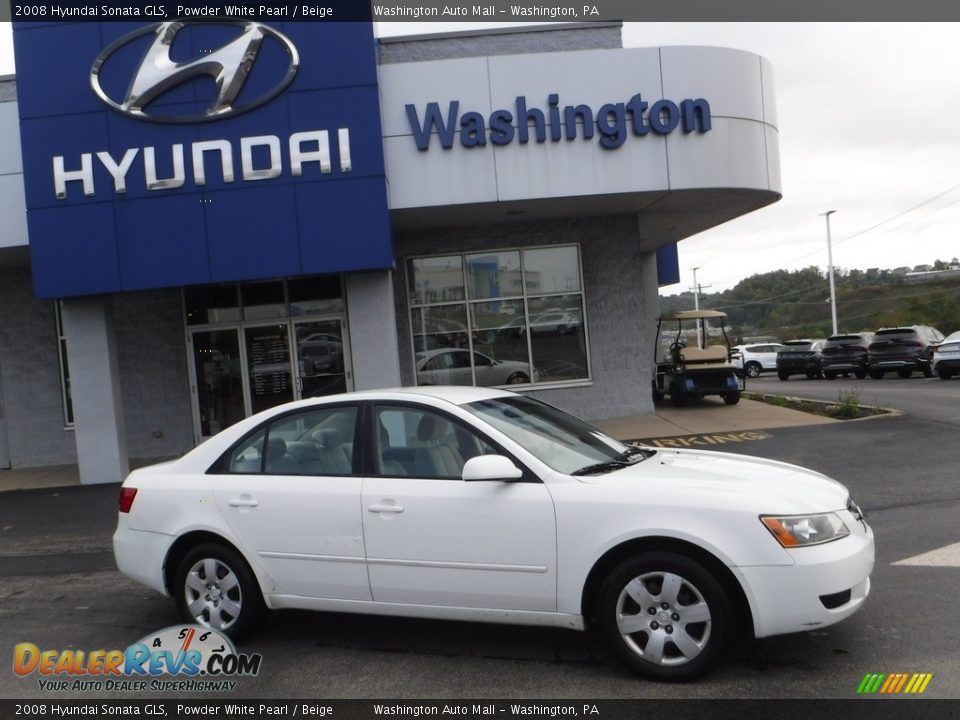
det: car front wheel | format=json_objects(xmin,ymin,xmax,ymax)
[
  {"xmin": 598, "ymin": 552, "xmax": 729, "ymax": 681},
  {"xmin": 175, "ymin": 543, "xmax": 263, "ymax": 640},
  {"xmin": 744, "ymin": 362, "xmax": 762, "ymax": 378}
]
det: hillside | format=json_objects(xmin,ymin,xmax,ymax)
[{"xmin": 660, "ymin": 264, "xmax": 960, "ymax": 340}]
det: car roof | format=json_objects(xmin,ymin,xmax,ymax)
[
  {"xmin": 660, "ymin": 310, "xmax": 727, "ymax": 321},
  {"xmin": 297, "ymin": 385, "xmax": 516, "ymax": 407}
]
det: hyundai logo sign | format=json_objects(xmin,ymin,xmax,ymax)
[{"xmin": 90, "ymin": 21, "xmax": 299, "ymax": 123}]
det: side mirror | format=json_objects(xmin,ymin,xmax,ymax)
[{"xmin": 462, "ymin": 455, "xmax": 523, "ymax": 482}]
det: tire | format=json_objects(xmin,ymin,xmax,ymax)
[
  {"xmin": 669, "ymin": 384, "xmax": 688, "ymax": 407},
  {"xmin": 939, "ymin": 369, "xmax": 953, "ymax": 380},
  {"xmin": 722, "ymin": 391, "xmax": 740, "ymax": 405},
  {"xmin": 854, "ymin": 369, "xmax": 868, "ymax": 380},
  {"xmin": 175, "ymin": 543, "xmax": 264, "ymax": 640},
  {"xmin": 597, "ymin": 552, "xmax": 730, "ymax": 681},
  {"xmin": 506, "ymin": 372, "xmax": 529, "ymax": 384},
  {"xmin": 868, "ymin": 369, "xmax": 884, "ymax": 380},
  {"xmin": 897, "ymin": 369, "xmax": 913, "ymax": 379},
  {"xmin": 777, "ymin": 370, "xmax": 789, "ymax": 381},
  {"xmin": 744, "ymin": 362, "xmax": 762, "ymax": 379},
  {"xmin": 824, "ymin": 371, "xmax": 837, "ymax": 381}
]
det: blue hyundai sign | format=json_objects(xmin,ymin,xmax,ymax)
[{"xmin": 13, "ymin": 21, "xmax": 393, "ymax": 298}]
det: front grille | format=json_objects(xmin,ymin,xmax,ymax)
[{"xmin": 820, "ymin": 589, "xmax": 852, "ymax": 609}]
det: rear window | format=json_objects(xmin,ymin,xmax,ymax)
[
  {"xmin": 825, "ymin": 335, "xmax": 868, "ymax": 347},
  {"xmin": 782, "ymin": 341, "xmax": 814, "ymax": 350},
  {"xmin": 874, "ymin": 329, "xmax": 919, "ymax": 338}
]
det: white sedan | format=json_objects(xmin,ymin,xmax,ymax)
[
  {"xmin": 415, "ymin": 348, "xmax": 536, "ymax": 386},
  {"xmin": 114, "ymin": 387, "xmax": 873, "ymax": 681},
  {"xmin": 932, "ymin": 330, "xmax": 960, "ymax": 379}
]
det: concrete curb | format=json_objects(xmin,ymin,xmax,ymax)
[{"xmin": 742, "ymin": 392, "xmax": 903, "ymax": 423}]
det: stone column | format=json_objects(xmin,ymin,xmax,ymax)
[
  {"xmin": 345, "ymin": 271, "xmax": 402, "ymax": 390},
  {"xmin": 60, "ymin": 296, "xmax": 129, "ymax": 485}
]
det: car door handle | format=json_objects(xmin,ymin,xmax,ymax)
[
  {"xmin": 228, "ymin": 498, "xmax": 259, "ymax": 508},
  {"xmin": 368, "ymin": 503, "xmax": 404, "ymax": 514}
]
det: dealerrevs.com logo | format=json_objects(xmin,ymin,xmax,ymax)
[{"xmin": 13, "ymin": 625, "xmax": 262, "ymax": 692}]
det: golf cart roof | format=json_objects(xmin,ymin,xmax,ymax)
[{"xmin": 659, "ymin": 310, "xmax": 728, "ymax": 321}]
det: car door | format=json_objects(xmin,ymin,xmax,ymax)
[
  {"xmin": 211, "ymin": 403, "xmax": 371, "ymax": 601},
  {"xmin": 362, "ymin": 403, "xmax": 558, "ymax": 611}
]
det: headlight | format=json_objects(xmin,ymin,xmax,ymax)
[{"xmin": 760, "ymin": 512, "xmax": 850, "ymax": 547}]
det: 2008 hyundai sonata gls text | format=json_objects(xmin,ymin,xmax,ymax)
[{"xmin": 114, "ymin": 387, "xmax": 873, "ymax": 681}]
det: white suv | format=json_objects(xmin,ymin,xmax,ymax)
[{"xmin": 731, "ymin": 343, "xmax": 783, "ymax": 378}]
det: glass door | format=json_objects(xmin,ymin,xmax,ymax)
[
  {"xmin": 189, "ymin": 330, "xmax": 247, "ymax": 437},
  {"xmin": 244, "ymin": 323, "xmax": 295, "ymax": 415},
  {"xmin": 293, "ymin": 319, "xmax": 352, "ymax": 398}
]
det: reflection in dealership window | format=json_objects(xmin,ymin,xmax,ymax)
[{"xmin": 408, "ymin": 246, "xmax": 588, "ymax": 388}]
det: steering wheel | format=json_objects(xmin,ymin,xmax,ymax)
[{"xmin": 669, "ymin": 341, "xmax": 687, "ymax": 353}]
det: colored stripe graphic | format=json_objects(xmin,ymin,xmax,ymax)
[{"xmin": 857, "ymin": 672, "xmax": 933, "ymax": 694}]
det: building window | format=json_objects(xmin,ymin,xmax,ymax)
[
  {"xmin": 55, "ymin": 302, "xmax": 74, "ymax": 427},
  {"xmin": 184, "ymin": 277, "xmax": 344, "ymax": 326},
  {"xmin": 408, "ymin": 245, "xmax": 589, "ymax": 388}
]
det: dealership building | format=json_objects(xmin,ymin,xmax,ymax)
[{"xmin": 0, "ymin": 21, "xmax": 781, "ymax": 483}]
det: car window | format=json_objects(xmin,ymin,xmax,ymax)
[
  {"xmin": 423, "ymin": 353, "xmax": 452, "ymax": 372},
  {"xmin": 473, "ymin": 352, "xmax": 494, "ymax": 367},
  {"xmin": 374, "ymin": 405, "xmax": 497, "ymax": 479},
  {"xmin": 223, "ymin": 405, "xmax": 358, "ymax": 476}
]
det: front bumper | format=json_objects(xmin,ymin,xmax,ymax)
[{"xmin": 734, "ymin": 516, "xmax": 874, "ymax": 638}]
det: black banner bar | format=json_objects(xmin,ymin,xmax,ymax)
[
  {"xmin": 1, "ymin": 700, "xmax": 959, "ymax": 720},
  {"xmin": 6, "ymin": 0, "xmax": 960, "ymax": 22}
]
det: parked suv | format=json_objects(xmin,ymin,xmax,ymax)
[
  {"xmin": 731, "ymin": 343, "xmax": 783, "ymax": 378},
  {"xmin": 776, "ymin": 339, "xmax": 826, "ymax": 380},
  {"xmin": 867, "ymin": 325, "xmax": 944, "ymax": 379},
  {"xmin": 820, "ymin": 333, "xmax": 873, "ymax": 380}
]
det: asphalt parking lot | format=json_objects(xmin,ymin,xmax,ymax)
[{"xmin": 1, "ymin": 375, "xmax": 958, "ymax": 700}]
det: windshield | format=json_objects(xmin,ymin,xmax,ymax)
[{"xmin": 463, "ymin": 395, "xmax": 638, "ymax": 474}]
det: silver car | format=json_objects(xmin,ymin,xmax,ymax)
[{"xmin": 416, "ymin": 349, "xmax": 537, "ymax": 386}]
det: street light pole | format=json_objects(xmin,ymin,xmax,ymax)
[
  {"xmin": 822, "ymin": 210, "xmax": 838, "ymax": 336},
  {"xmin": 691, "ymin": 267, "xmax": 702, "ymax": 347}
]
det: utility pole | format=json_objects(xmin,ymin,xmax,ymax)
[
  {"xmin": 690, "ymin": 267, "xmax": 712, "ymax": 348},
  {"xmin": 822, "ymin": 210, "xmax": 838, "ymax": 336}
]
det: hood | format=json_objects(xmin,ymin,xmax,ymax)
[{"xmin": 578, "ymin": 448, "xmax": 849, "ymax": 515}]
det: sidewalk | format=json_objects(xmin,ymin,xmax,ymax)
[{"xmin": 0, "ymin": 398, "xmax": 835, "ymax": 493}]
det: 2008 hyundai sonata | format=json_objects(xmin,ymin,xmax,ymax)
[{"xmin": 114, "ymin": 387, "xmax": 873, "ymax": 681}]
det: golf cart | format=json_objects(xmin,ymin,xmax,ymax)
[{"xmin": 653, "ymin": 310, "xmax": 742, "ymax": 406}]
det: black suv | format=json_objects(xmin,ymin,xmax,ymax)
[
  {"xmin": 776, "ymin": 339, "xmax": 826, "ymax": 380},
  {"xmin": 820, "ymin": 333, "xmax": 873, "ymax": 380},
  {"xmin": 867, "ymin": 325, "xmax": 944, "ymax": 379}
]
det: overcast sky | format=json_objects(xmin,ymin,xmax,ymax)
[{"xmin": 2, "ymin": 22, "xmax": 959, "ymax": 293}]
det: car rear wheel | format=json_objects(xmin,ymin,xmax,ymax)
[
  {"xmin": 897, "ymin": 369, "xmax": 913, "ymax": 379},
  {"xmin": 506, "ymin": 372, "xmax": 529, "ymax": 384},
  {"xmin": 744, "ymin": 362, "xmax": 762, "ymax": 378},
  {"xmin": 598, "ymin": 552, "xmax": 729, "ymax": 681},
  {"xmin": 175, "ymin": 543, "xmax": 263, "ymax": 640}
]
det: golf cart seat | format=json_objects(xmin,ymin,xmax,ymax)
[{"xmin": 679, "ymin": 345, "xmax": 730, "ymax": 366}]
